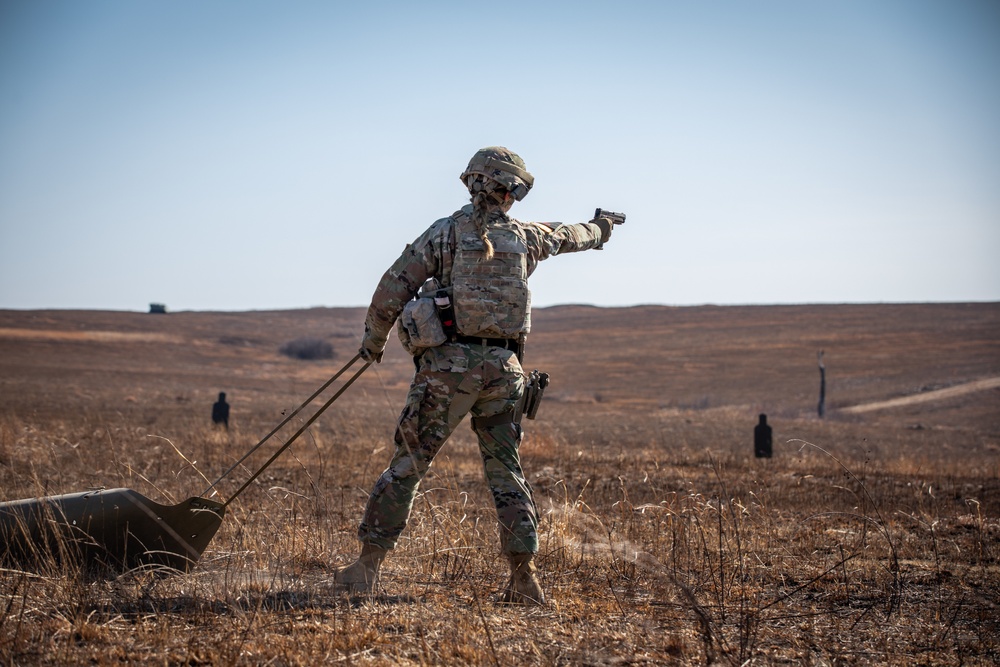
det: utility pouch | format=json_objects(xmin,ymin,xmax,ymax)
[
  {"xmin": 398, "ymin": 279, "xmax": 454, "ymax": 355},
  {"xmin": 400, "ymin": 297, "xmax": 447, "ymax": 350}
]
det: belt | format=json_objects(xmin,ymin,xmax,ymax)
[{"xmin": 453, "ymin": 335, "xmax": 519, "ymax": 352}]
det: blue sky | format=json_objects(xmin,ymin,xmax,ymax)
[{"xmin": 1, "ymin": 1, "xmax": 998, "ymax": 311}]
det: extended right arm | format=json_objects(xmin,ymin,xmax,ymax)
[{"xmin": 521, "ymin": 219, "xmax": 610, "ymax": 276}]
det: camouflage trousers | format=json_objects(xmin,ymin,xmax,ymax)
[{"xmin": 358, "ymin": 342, "xmax": 538, "ymax": 554}]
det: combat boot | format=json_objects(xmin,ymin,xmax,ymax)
[
  {"xmin": 501, "ymin": 553, "xmax": 546, "ymax": 605},
  {"xmin": 333, "ymin": 543, "xmax": 387, "ymax": 593}
]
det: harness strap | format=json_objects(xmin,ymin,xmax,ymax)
[
  {"xmin": 471, "ymin": 409, "xmax": 518, "ymax": 431},
  {"xmin": 453, "ymin": 334, "xmax": 519, "ymax": 352}
]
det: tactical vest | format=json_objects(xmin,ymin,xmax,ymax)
[{"xmin": 450, "ymin": 210, "xmax": 531, "ymax": 338}]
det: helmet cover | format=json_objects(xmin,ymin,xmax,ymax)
[{"xmin": 460, "ymin": 146, "xmax": 534, "ymax": 201}]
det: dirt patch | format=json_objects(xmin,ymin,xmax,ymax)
[{"xmin": 0, "ymin": 327, "xmax": 181, "ymax": 344}]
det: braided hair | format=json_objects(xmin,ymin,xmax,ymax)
[{"xmin": 465, "ymin": 174, "xmax": 509, "ymax": 261}]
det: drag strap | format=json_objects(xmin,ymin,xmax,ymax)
[{"xmin": 220, "ymin": 358, "xmax": 372, "ymax": 508}]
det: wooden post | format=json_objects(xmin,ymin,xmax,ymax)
[{"xmin": 817, "ymin": 350, "xmax": 826, "ymax": 418}]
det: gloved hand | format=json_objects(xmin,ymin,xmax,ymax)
[
  {"xmin": 359, "ymin": 329, "xmax": 385, "ymax": 363},
  {"xmin": 592, "ymin": 217, "xmax": 614, "ymax": 245}
]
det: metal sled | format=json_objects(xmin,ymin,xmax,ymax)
[
  {"xmin": 0, "ymin": 354, "xmax": 370, "ymax": 576},
  {"xmin": 0, "ymin": 489, "xmax": 225, "ymax": 574}
]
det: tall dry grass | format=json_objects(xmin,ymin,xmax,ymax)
[{"xmin": 1, "ymin": 394, "xmax": 997, "ymax": 666}]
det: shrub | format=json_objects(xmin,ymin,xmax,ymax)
[{"xmin": 279, "ymin": 337, "xmax": 334, "ymax": 361}]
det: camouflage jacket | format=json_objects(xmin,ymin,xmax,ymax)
[{"xmin": 363, "ymin": 205, "xmax": 605, "ymax": 352}]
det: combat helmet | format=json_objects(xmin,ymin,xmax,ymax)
[{"xmin": 460, "ymin": 146, "xmax": 534, "ymax": 201}]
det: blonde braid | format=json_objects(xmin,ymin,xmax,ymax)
[{"xmin": 467, "ymin": 176, "xmax": 508, "ymax": 261}]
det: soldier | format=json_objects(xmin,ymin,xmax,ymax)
[{"xmin": 335, "ymin": 146, "xmax": 616, "ymax": 604}]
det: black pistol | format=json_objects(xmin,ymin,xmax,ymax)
[{"xmin": 594, "ymin": 208, "xmax": 625, "ymax": 249}]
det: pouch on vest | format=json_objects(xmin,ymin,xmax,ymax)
[
  {"xmin": 398, "ymin": 279, "xmax": 454, "ymax": 355},
  {"xmin": 399, "ymin": 297, "xmax": 446, "ymax": 350}
]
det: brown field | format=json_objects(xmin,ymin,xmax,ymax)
[{"xmin": 1, "ymin": 303, "xmax": 998, "ymax": 665}]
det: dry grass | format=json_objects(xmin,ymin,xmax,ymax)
[{"xmin": 1, "ymin": 304, "xmax": 998, "ymax": 665}]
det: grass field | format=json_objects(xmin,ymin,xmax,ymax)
[{"xmin": 1, "ymin": 303, "xmax": 998, "ymax": 665}]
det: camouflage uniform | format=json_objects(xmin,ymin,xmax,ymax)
[{"xmin": 358, "ymin": 206, "xmax": 604, "ymax": 555}]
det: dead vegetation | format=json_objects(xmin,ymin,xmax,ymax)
[{"xmin": 1, "ymin": 303, "xmax": 998, "ymax": 665}]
